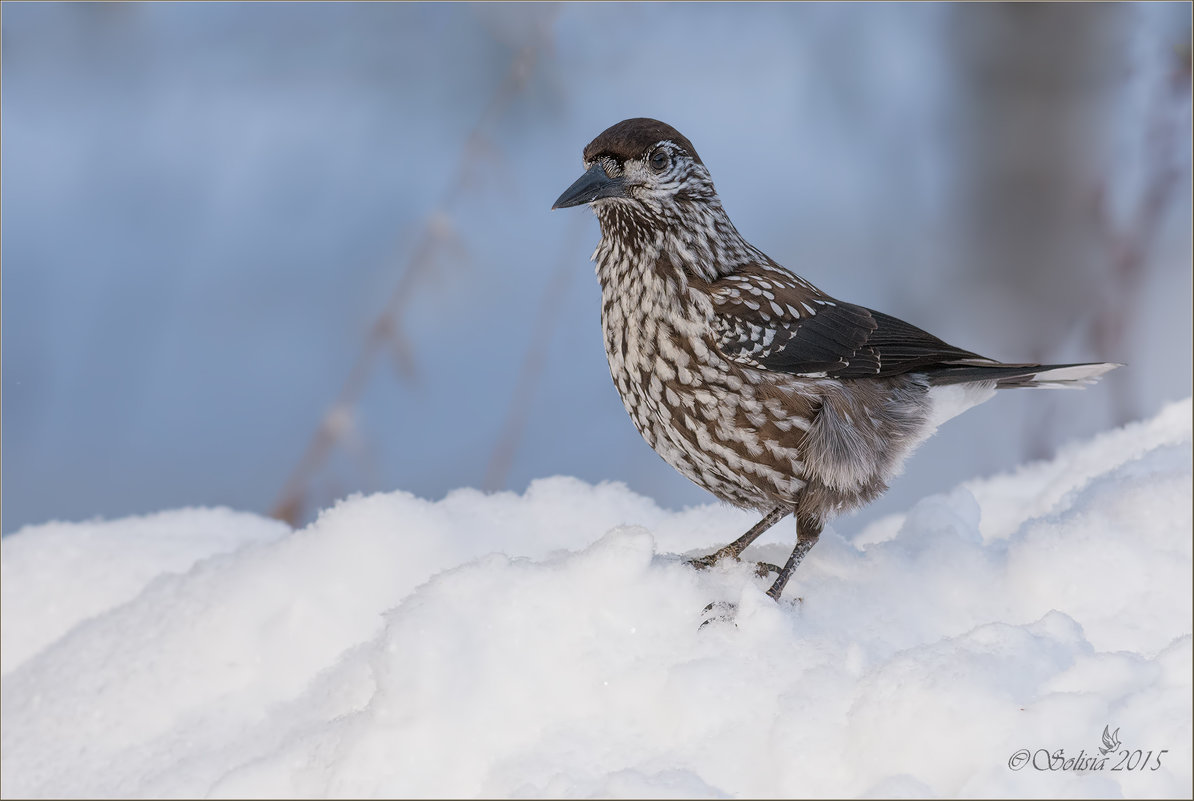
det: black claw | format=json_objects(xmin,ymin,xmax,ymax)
[{"xmin": 698, "ymin": 601, "xmax": 737, "ymax": 629}]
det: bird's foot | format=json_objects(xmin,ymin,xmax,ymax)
[
  {"xmin": 686, "ymin": 553, "xmax": 722, "ymax": 571},
  {"xmin": 687, "ymin": 553, "xmax": 779, "ymax": 578}
]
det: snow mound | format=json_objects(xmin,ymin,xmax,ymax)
[
  {"xmin": 0, "ymin": 507, "xmax": 290, "ymax": 676},
  {"xmin": 2, "ymin": 399, "xmax": 1191, "ymax": 798}
]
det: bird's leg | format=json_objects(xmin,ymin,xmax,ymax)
[
  {"xmin": 688, "ymin": 505, "xmax": 790, "ymax": 571},
  {"xmin": 765, "ymin": 515, "xmax": 822, "ymax": 601},
  {"xmin": 696, "ymin": 507, "xmax": 800, "ymax": 629}
]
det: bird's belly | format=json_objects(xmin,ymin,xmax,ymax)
[
  {"xmin": 786, "ymin": 374, "xmax": 935, "ymax": 520},
  {"xmin": 603, "ymin": 317, "xmax": 810, "ymax": 509}
]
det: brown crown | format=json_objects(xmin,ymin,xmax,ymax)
[{"xmin": 582, "ymin": 118, "xmax": 703, "ymax": 166}]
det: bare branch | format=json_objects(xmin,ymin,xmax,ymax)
[{"xmin": 270, "ymin": 7, "xmax": 560, "ymax": 525}]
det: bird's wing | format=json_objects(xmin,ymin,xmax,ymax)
[{"xmin": 708, "ymin": 263, "xmax": 990, "ymax": 379}]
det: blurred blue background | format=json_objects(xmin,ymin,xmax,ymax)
[{"xmin": 3, "ymin": 2, "xmax": 1191, "ymax": 534}]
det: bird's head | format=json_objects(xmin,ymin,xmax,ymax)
[{"xmin": 552, "ymin": 118, "xmax": 716, "ymax": 224}]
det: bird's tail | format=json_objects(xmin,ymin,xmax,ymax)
[{"xmin": 928, "ymin": 361, "xmax": 1122, "ymax": 389}]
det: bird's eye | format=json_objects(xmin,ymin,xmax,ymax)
[{"xmin": 649, "ymin": 149, "xmax": 670, "ymax": 172}]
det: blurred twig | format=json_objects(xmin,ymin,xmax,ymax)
[
  {"xmin": 1089, "ymin": 32, "xmax": 1191, "ymax": 424},
  {"xmin": 483, "ymin": 215, "xmax": 586, "ymax": 492},
  {"xmin": 271, "ymin": 7, "xmax": 559, "ymax": 526}
]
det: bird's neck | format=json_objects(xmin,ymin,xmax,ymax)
[{"xmin": 592, "ymin": 198, "xmax": 757, "ymax": 287}]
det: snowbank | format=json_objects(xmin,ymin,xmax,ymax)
[{"xmin": 2, "ymin": 399, "xmax": 1191, "ymax": 798}]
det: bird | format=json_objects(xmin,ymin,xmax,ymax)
[{"xmin": 552, "ymin": 117, "xmax": 1119, "ymax": 601}]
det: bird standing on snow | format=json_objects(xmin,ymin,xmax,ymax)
[{"xmin": 553, "ymin": 118, "xmax": 1118, "ymax": 601}]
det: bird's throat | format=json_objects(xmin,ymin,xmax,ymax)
[{"xmin": 593, "ymin": 199, "xmax": 756, "ymax": 288}]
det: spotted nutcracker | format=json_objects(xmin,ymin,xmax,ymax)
[{"xmin": 553, "ymin": 118, "xmax": 1119, "ymax": 601}]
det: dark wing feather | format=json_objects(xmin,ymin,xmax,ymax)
[{"xmin": 709, "ymin": 265, "xmax": 989, "ymax": 378}]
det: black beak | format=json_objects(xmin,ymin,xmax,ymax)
[{"xmin": 552, "ymin": 163, "xmax": 626, "ymax": 209}]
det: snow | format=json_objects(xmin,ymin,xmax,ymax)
[
  {"xmin": 0, "ymin": 508, "xmax": 290, "ymax": 676},
  {"xmin": 2, "ymin": 399, "xmax": 1191, "ymax": 798}
]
